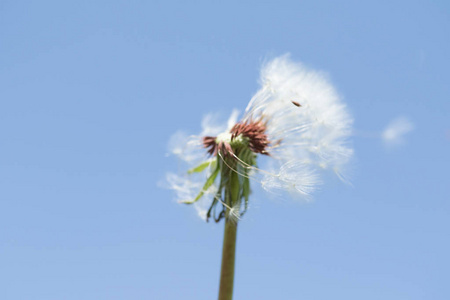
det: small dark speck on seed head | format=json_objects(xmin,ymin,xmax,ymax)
[{"xmin": 291, "ymin": 101, "xmax": 301, "ymax": 107}]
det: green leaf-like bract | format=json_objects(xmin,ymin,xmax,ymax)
[
  {"xmin": 187, "ymin": 160, "xmax": 214, "ymax": 174},
  {"xmin": 181, "ymin": 159, "xmax": 220, "ymax": 204}
]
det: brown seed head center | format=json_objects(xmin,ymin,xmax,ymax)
[{"xmin": 202, "ymin": 119, "xmax": 271, "ymax": 157}]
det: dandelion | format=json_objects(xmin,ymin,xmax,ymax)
[{"xmin": 166, "ymin": 54, "xmax": 353, "ymax": 300}]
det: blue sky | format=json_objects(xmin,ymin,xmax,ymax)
[{"xmin": 1, "ymin": 1, "xmax": 449, "ymax": 299}]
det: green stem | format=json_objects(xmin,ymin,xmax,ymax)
[
  {"xmin": 218, "ymin": 219, "xmax": 238, "ymax": 300},
  {"xmin": 218, "ymin": 158, "xmax": 240, "ymax": 300}
]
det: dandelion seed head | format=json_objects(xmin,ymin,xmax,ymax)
[{"xmin": 165, "ymin": 54, "xmax": 353, "ymax": 221}]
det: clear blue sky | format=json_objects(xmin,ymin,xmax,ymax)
[{"xmin": 1, "ymin": 1, "xmax": 449, "ymax": 299}]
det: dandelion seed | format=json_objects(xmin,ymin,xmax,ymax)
[{"xmin": 382, "ymin": 116, "xmax": 414, "ymax": 147}]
